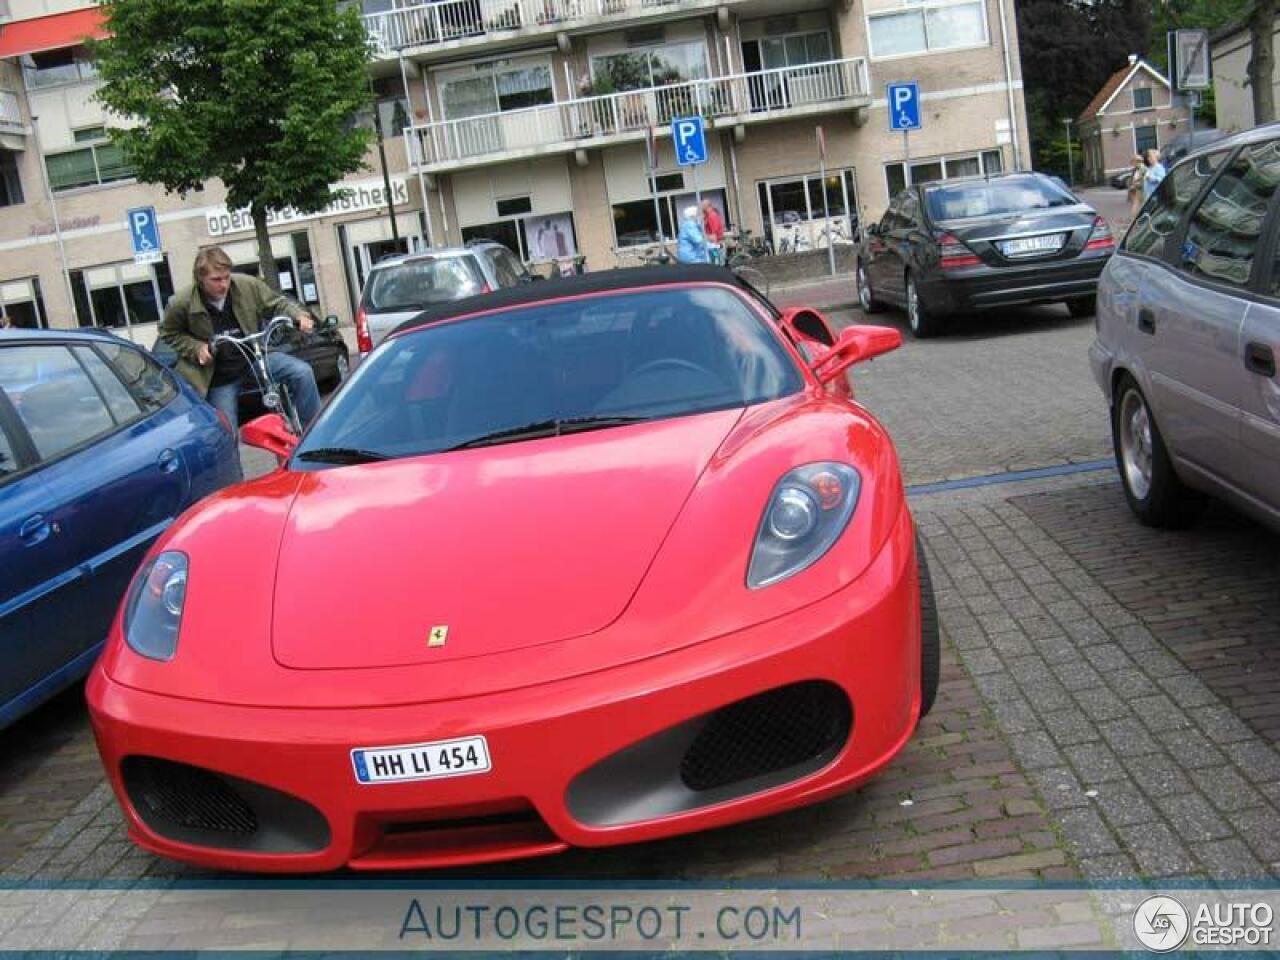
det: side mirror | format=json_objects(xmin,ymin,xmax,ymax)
[
  {"xmin": 779, "ymin": 307, "xmax": 836, "ymax": 348},
  {"xmin": 240, "ymin": 413, "xmax": 298, "ymax": 462},
  {"xmin": 812, "ymin": 325, "xmax": 902, "ymax": 385},
  {"xmin": 322, "ymin": 314, "xmax": 340, "ymax": 331}
]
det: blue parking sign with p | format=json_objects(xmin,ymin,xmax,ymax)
[
  {"xmin": 887, "ymin": 82, "xmax": 921, "ymax": 132},
  {"xmin": 671, "ymin": 116, "xmax": 707, "ymax": 166},
  {"xmin": 127, "ymin": 206, "xmax": 162, "ymax": 264}
]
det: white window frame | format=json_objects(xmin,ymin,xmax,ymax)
[
  {"xmin": 1133, "ymin": 124, "xmax": 1159, "ymax": 156},
  {"xmin": 865, "ymin": 0, "xmax": 989, "ymax": 61},
  {"xmin": 883, "ymin": 148, "xmax": 1003, "ymax": 195}
]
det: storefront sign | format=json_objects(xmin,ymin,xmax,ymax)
[
  {"xmin": 28, "ymin": 215, "xmax": 101, "ymax": 238},
  {"xmin": 206, "ymin": 178, "xmax": 410, "ymax": 237}
]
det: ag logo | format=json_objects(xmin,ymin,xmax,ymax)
[{"xmin": 1134, "ymin": 895, "xmax": 1190, "ymax": 952}]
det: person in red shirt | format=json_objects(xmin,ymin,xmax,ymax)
[{"xmin": 702, "ymin": 199, "xmax": 725, "ymax": 264}]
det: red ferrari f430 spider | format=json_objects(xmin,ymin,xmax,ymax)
[{"xmin": 88, "ymin": 265, "xmax": 938, "ymax": 872}]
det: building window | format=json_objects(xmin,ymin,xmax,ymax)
[
  {"xmin": 0, "ymin": 277, "xmax": 48, "ymax": 329},
  {"xmin": 1134, "ymin": 125, "xmax": 1158, "ymax": 155},
  {"xmin": 884, "ymin": 149, "xmax": 1002, "ymax": 196},
  {"xmin": 73, "ymin": 125, "xmax": 108, "ymax": 143},
  {"xmin": 496, "ymin": 195, "xmax": 532, "ymax": 217},
  {"xmin": 1132, "ymin": 87, "xmax": 1153, "ymax": 111},
  {"xmin": 20, "ymin": 46, "xmax": 97, "ymax": 89},
  {"xmin": 0, "ymin": 151, "xmax": 22, "ymax": 207},
  {"xmin": 756, "ymin": 170, "xmax": 858, "ymax": 252},
  {"xmin": 461, "ymin": 211, "xmax": 578, "ymax": 263},
  {"xmin": 867, "ymin": 0, "xmax": 987, "ymax": 58},
  {"xmin": 45, "ymin": 138, "xmax": 134, "ymax": 192},
  {"xmin": 70, "ymin": 260, "xmax": 175, "ymax": 330},
  {"xmin": 592, "ymin": 43, "xmax": 709, "ymax": 93},
  {"xmin": 611, "ymin": 186, "xmax": 729, "ymax": 248},
  {"xmin": 441, "ymin": 62, "xmax": 554, "ymax": 119}
]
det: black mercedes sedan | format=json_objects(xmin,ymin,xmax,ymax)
[{"xmin": 855, "ymin": 173, "xmax": 1115, "ymax": 337}]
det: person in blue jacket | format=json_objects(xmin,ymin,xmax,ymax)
[{"xmin": 676, "ymin": 205, "xmax": 709, "ymax": 264}]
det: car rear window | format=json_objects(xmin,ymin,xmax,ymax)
[
  {"xmin": 924, "ymin": 176, "xmax": 1077, "ymax": 221},
  {"xmin": 361, "ymin": 257, "xmax": 486, "ymax": 312},
  {"xmin": 296, "ymin": 286, "xmax": 803, "ymax": 464}
]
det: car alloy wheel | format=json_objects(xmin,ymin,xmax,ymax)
[
  {"xmin": 1117, "ymin": 386, "xmax": 1153, "ymax": 501},
  {"xmin": 857, "ymin": 266, "xmax": 873, "ymax": 312},
  {"xmin": 335, "ymin": 352, "xmax": 350, "ymax": 382}
]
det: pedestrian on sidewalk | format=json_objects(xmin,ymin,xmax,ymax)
[
  {"xmin": 1126, "ymin": 153, "xmax": 1146, "ymax": 219},
  {"xmin": 702, "ymin": 199, "xmax": 725, "ymax": 265},
  {"xmin": 677, "ymin": 206, "xmax": 709, "ymax": 264},
  {"xmin": 1142, "ymin": 148, "xmax": 1166, "ymax": 200}
]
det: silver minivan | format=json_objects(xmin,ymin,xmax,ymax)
[
  {"xmin": 355, "ymin": 242, "xmax": 531, "ymax": 356},
  {"xmin": 1090, "ymin": 123, "xmax": 1280, "ymax": 531}
]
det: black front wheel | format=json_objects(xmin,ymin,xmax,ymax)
[{"xmin": 906, "ymin": 274, "xmax": 944, "ymax": 338}]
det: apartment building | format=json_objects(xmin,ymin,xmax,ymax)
[{"xmin": 0, "ymin": 0, "xmax": 1029, "ymax": 339}]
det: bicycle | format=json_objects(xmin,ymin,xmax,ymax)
[
  {"xmin": 725, "ymin": 230, "xmax": 770, "ymax": 267},
  {"xmin": 613, "ymin": 245, "xmax": 673, "ymax": 268},
  {"xmin": 210, "ymin": 315, "xmax": 304, "ymax": 436}
]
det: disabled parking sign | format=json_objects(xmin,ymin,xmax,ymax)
[
  {"xmin": 127, "ymin": 206, "xmax": 163, "ymax": 265},
  {"xmin": 887, "ymin": 82, "xmax": 921, "ymax": 132},
  {"xmin": 671, "ymin": 116, "xmax": 708, "ymax": 166}
]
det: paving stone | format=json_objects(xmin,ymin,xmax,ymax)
[
  {"xmin": 1220, "ymin": 741, "xmax": 1280, "ymax": 784},
  {"xmin": 1008, "ymin": 732, "xmax": 1065, "ymax": 771},
  {"xmin": 1191, "ymin": 837, "xmax": 1273, "ymax": 881},
  {"xmin": 1155, "ymin": 729, "xmax": 1228, "ymax": 771},
  {"xmin": 1188, "ymin": 767, "xmax": 1267, "ymax": 814},
  {"xmin": 1092, "ymin": 783, "xmax": 1159, "ymax": 828},
  {"xmin": 1070, "ymin": 686, "xmax": 1131, "ymax": 722},
  {"xmin": 1027, "ymin": 767, "xmax": 1092, "ymax": 810},
  {"xmin": 1041, "ymin": 707, "xmax": 1101, "ymax": 747},
  {"xmin": 1123, "ymin": 754, "xmax": 1191, "ymax": 799},
  {"xmin": 1230, "ymin": 809, "xmax": 1280, "ymax": 865},
  {"xmin": 1129, "ymin": 694, "xmax": 1195, "ymax": 733},
  {"xmin": 1062, "ymin": 742, "xmax": 1128, "ymax": 785},
  {"xmin": 1126, "ymin": 822, "xmax": 1199, "ymax": 876},
  {"xmin": 1152, "ymin": 793, "xmax": 1235, "ymax": 844},
  {"xmin": 1057, "ymin": 807, "xmax": 1121, "ymax": 858},
  {"xmin": 1098, "ymin": 718, "xmax": 1162, "ymax": 757}
]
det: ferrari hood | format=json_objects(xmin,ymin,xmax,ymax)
[{"xmin": 271, "ymin": 409, "xmax": 743, "ymax": 669}]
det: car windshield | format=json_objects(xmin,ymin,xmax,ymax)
[
  {"xmin": 294, "ymin": 286, "xmax": 803, "ymax": 466},
  {"xmin": 924, "ymin": 176, "xmax": 1079, "ymax": 222},
  {"xmin": 362, "ymin": 257, "xmax": 486, "ymax": 312}
]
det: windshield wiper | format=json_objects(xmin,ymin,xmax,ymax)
[
  {"xmin": 444, "ymin": 419, "xmax": 560, "ymax": 451},
  {"xmin": 296, "ymin": 446, "xmax": 391, "ymax": 464},
  {"xmin": 445, "ymin": 415, "xmax": 650, "ymax": 451}
]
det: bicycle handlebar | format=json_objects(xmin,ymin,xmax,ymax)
[{"xmin": 209, "ymin": 315, "xmax": 295, "ymax": 348}]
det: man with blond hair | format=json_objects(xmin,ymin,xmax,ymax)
[{"xmin": 160, "ymin": 246, "xmax": 321, "ymax": 429}]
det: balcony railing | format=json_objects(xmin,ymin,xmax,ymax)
[
  {"xmin": 364, "ymin": 0, "xmax": 717, "ymax": 54},
  {"xmin": 405, "ymin": 57, "xmax": 869, "ymax": 170},
  {"xmin": 0, "ymin": 90, "xmax": 23, "ymax": 132}
]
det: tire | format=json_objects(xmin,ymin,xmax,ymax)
[
  {"xmin": 905, "ymin": 273, "xmax": 944, "ymax": 338},
  {"xmin": 333, "ymin": 349, "xmax": 350, "ymax": 386},
  {"xmin": 917, "ymin": 532, "xmax": 941, "ymax": 721},
  {"xmin": 1112, "ymin": 374, "xmax": 1204, "ymax": 528},
  {"xmin": 1067, "ymin": 295, "xmax": 1096, "ymax": 318},
  {"xmin": 856, "ymin": 260, "xmax": 885, "ymax": 314}
]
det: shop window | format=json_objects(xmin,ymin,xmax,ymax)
[
  {"xmin": 883, "ymin": 149, "xmax": 1001, "ymax": 196},
  {"xmin": 0, "ymin": 151, "xmax": 22, "ymax": 207},
  {"xmin": 462, "ymin": 211, "xmax": 578, "ymax": 263},
  {"xmin": 868, "ymin": 0, "xmax": 987, "ymax": 58},
  {"xmin": 71, "ymin": 260, "xmax": 174, "ymax": 330},
  {"xmin": 611, "ymin": 188, "xmax": 730, "ymax": 248},
  {"xmin": 0, "ymin": 277, "xmax": 47, "ymax": 329},
  {"xmin": 758, "ymin": 170, "xmax": 857, "ymax": 252}
]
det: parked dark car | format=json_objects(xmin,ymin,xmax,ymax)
[
  {"xmin": 0, "ymin": 328, "xmax": 241, "ymax": 728},
  {"xmin": 855, "ymin": 172, "xmax": 1117, "ymax": 337}
]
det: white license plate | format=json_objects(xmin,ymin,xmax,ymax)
[
  {"xmin": 352, "ymin": 735, "xmax": 491, "ymax": 784},
  {"xmin": 1000, "ymin": 234, "xmax": 1065, "ymax": 257}
]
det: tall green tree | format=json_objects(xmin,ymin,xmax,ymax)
[{"xmin": 92, "ymin": 0, "xmax": 374, "ymax": 288}]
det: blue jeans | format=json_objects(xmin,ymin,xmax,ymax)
[{"xmin": 207, "ymin": 351, "xmax": 321, "ymax": 431}]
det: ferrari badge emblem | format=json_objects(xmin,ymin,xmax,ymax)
[{"xmin": 428, "ymin": 625, "xmax": 449, "ymax": 647}]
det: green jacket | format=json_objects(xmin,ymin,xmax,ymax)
[{"xmin": 159, "ymin": 273, "xmax": 305, "ymax": 397}]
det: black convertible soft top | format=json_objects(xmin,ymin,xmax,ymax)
[{"xmin": 389, "ymin": 264, "xmax": 769, "ymax": 339}]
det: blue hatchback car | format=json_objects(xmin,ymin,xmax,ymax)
[{"xmin": 0, "ymin": 328, "xmax": 241, "ymax": 727}]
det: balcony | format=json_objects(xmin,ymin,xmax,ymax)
[
  {"xmin": 404, "ymin": 57, "xmax": 869, "ymax": 173},
  {"xmin": 364, "ymin": 0, "xmax": 728, "ymax": 58}
]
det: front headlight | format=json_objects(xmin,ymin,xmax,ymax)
[
  {"xmin": 747, "ymin": 463, "xmax": 860, "ymax": 588},
  {"xmin": 123, "ymin": 551, "xmax": 188, "ymax": 661}
]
